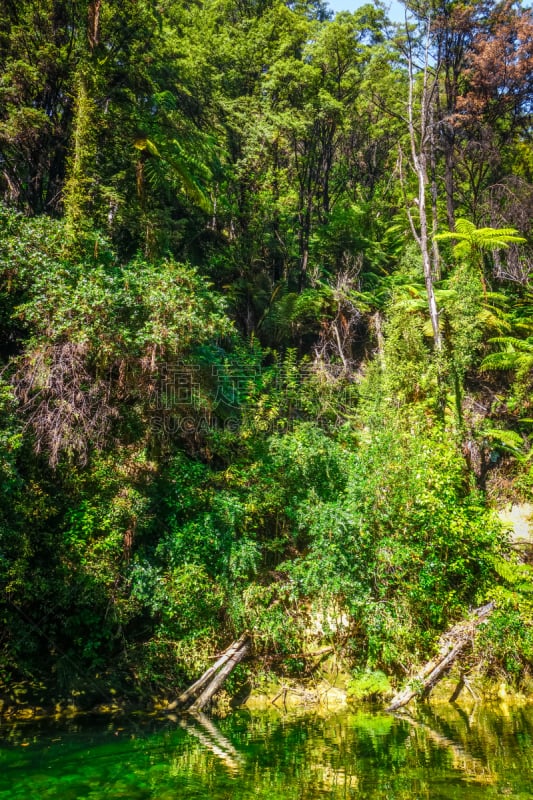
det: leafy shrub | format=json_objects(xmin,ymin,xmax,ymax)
[
  {"xmin": 347, "ymin": 670, "xmax": 392, "ymax": 702},
  {"xmin": 6, "ymin": 211, "xmax": 233, "ymax": 464},
  {"xmin": 285, "ymin": 416, "xmax": 503, "ymax": 670},
  {"xmin": 476, "ymin": 604, "xmax": 533, "ymax": 677},
  {"xmin": 475, "ymin": 556, "xmax": 533, "ymax": 679}
]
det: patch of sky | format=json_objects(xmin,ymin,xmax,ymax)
[{"xmin": 328, "ymin": 0, "xmax": 405, "ymax": 23}]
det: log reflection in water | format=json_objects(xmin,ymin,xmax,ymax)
[
  {"xmin": 395, "ymin": 710, "xmax": 496, "ymax": 784},
  {"xmin": 174, "ymin": 711, "xmax": 243, "ymax": 773}
]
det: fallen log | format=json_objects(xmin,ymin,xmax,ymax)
[
  {"xmin": 387, "ymin": 602, "xmax": 494, "ymax": 712},
  {"xmin": 167, "ymin": 635, "xmax": 247, "ymax": 711},
  {"xmin": 448, "ymin": 671, "xmax": 479, "ymax": 703},
  {"xmin": 189, "ymin": 638, "xmax": 250, "ymax": 712},
  {"xmin": 167, "ymin": 635, "xmax": 250, "ymax": 713}
]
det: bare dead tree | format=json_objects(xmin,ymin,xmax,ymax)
[
  {"xmin": 404, "ymin": 11, "xmax": 442, "ymax": 350},
  {"xmin": 13, "ymin": 342, "xmax": 118, "ymax": 467},
  {"xmin": 487, "ymin": 177, "xmax": 533, "ymax": 286},
  {"xmin": 313, "ymin": 256, "xmax": 364, "ymax": 378}
]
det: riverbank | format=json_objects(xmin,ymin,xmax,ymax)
[{"xmin": 2, "ymin": 667, "xmax": 532, "ymax": 723}]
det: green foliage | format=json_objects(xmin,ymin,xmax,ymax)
[
  {"xmin": 347, "ymin": 670, "xmax": 392, "ymax": 702},
  {"xmin": 482, "ymin": 335, "xmax": 533, "ymax": 410},
  {"xmin": 268, "ymin": 422, "xmax": 349, "ymax": 504},
  {"xmin": 474, "ymin": 554, "xmax": 533, "ymax": 679},
  {"xmin": 284, "ymin": 417, "xmax": 503, "ymax": 669},
  {"xmin": 230, "ymin": 581, "xmax": 303, "ymax": 657},
  {"xmin": 132, "ymin": 562, "xmax": 224, "ymax": 640},
  {"xmin": 476, "ymin": 604, "xmax": 533, "ymax": 677},
  {"xmin": 5, "ymin": 218, "xmax": 232, "ymax": 464},
  {"xmin": 1, "ymin": 0, "xmax": 532, "ymax": 707},
  {"xmin": 381, "ymin": 292, "xmax": 435, "ymax": 406},
  {"xmin": 0, "ymin": 378, "xmax": 21, "ymax": 493}
]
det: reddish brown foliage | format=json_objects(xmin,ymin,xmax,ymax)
[{"xmin": 455, "ymin": 0, "xmax": 533, "ymax": 128}]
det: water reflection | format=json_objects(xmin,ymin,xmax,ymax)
[
  {"xmin": 394, "ymin": 709, "xmax": 494, "ymax": 784},
  {"xmin": 0, "ymin": 703, "xmax": 531, "ymax": 799},
  {"xmin": 176, "ymin": 710, "xmax": 244, "ymax": 772}
]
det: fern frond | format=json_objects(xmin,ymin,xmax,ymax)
[
  {"xmin": 477, "ymin": 308, "xmax": 512, "ymax": 332},
  {"xmin": 133, "ymin": 137, "xmax": 212, "ymax": 213},
  {"xmin": 488, "ymin": 336, "xmax": 533, "ymax": 352},
  {"xmin": 483, "ymin": 427, "xmax": 525, "ymax": 457},
  {"xmin": 454, "ymin": 218, "xmax": 477, "ymax": 236},
  {"xmin": 433, "ymin": 231, "xmax": 457, "ymax": 243},
  {"xmin": 481, "ymin": 352, "xmax": 521, "ymax": 370},
  {"xmin": 434, "ymin": 219, "xmax": 525, "ymax": 258},
  {"xmin": 134, "ymin": 137, "xmax": 162, "ymax": 157},
  {"xmin": 493, "ymin": 557, "xmax": 533, "ymax": 594}
]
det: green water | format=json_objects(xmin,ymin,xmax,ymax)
[{"xmin": 0, "ymin": 705, "xmax": 531, "ymax": 799}]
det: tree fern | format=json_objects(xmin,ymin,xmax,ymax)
[
  {"xmin": 481, "ymin": 427, "xmax": 525, "ymax": 458},
  {"xmin": 134, "ymin": 137, "xmax": 212, "ymax": 213},
  {"xmin": 435, "ymin": 219, "xmax": 526, "ymax": 296},
  {"xmin": 435, "ymin": 218, "xmax": 526, "ymax": 260}
]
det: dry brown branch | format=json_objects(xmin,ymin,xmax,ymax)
[
  {"xmin": 313, "ymin": 262, "xmax": 363, "ymax": 377},
  {"xmin": 13, "ymin": 342, "xmax": 117, "ymax": 466}
]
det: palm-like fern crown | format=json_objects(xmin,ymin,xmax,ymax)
[{"xmin": 435, "ymin": 218, "xmax": 526, "ymax": 260}]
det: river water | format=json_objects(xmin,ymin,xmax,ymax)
[{"xmin": 0, "ymin": 704, "xmax": 531, "ymax": 799}]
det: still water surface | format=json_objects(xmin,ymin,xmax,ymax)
[{"xmin": 0, "ymin": 704, "xmax": 531, "ymax": 799}]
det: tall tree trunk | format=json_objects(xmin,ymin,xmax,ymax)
[
  {"xmin": 63, "ymin": 71, "xmax": 98, "ymax": 239},
  {"xmin": 429, "ymin": 102, "xmax": 441, "ymax": 279},
  {"xmin": 406, "ymin": 17, "xmax": 442, "ymax": 350},
  {"xmin": 298, "ymin": 203, "xmax": 311, "ymax": 291},
  {"xmin": 443, "ymin": 132, "xmax": 456, "ymax": 230},
  {"xmin": 63, "ymin": 2, "xmax": 101, "ymax": 242}
]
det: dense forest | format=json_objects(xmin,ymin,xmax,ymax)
[{"xmin": 1, "ymin": 0, "xmax": 532, "ymax": 712}]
